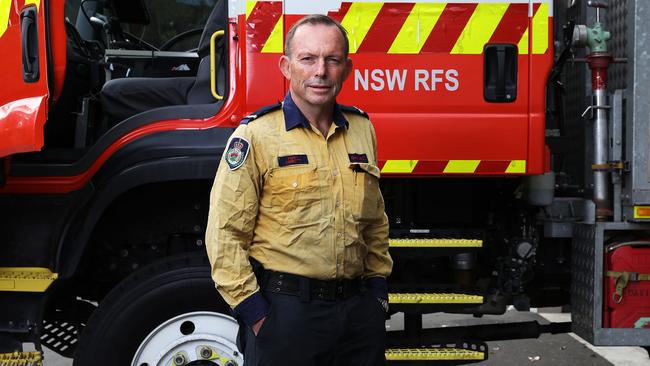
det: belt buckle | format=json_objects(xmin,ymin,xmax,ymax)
[{"xmin": 336, "ymin": 283, "xmax": 344, "ymax": 297}]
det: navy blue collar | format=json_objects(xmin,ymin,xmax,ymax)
[{"xmin": 283, "ymin": 92, "xmax": 349, "ymax": 131}]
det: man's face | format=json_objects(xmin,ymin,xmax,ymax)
[{"xmin": 279, "ymin": 23, "xmax": 352, "ymax": 110}]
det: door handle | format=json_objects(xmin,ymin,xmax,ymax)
[
  {"xmin": 484, "ymin": 44, "xmax": 517, "ymax": 103},
  {"xmin": 21, "ymin": 7, "xmax": 39, "ymax": 82}
]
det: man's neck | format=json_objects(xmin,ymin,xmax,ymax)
[{"xmin": 293, "ymin": 98, "xmax": 335, "ymax": 138}]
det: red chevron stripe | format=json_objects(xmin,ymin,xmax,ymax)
[
  {"xmin": 488, "ymin": 4, "xmax": 528, "ymax": 44},
  {"xmin": 246, "ymin": 1, "xmax": 282, "ymax": 52},
  {"xmin": 357, "ymin": 3, "xmax": 414, "ymax": 53},
  {"xmin": 328, "ymin": 2, "xmax": 352, "ymax": 24},
  {"xmin": 420, "ymin": 3, "xmax": 477, "ymax": 53},
  {"xmin": 412, "ymin": 161, "xmax": 448, "ymax": 174},
  {"xmin": 474, "ymin": 161, "xmax": 511, "ymax": 174}
]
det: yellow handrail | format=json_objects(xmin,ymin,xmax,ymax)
[{"xmin": 210, "ymin": 30, "xmax": 225, "ymax": 101}]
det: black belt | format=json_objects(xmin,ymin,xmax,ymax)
[{"xmin": 263, "ymin": 270, "xmax": 363, "ymax": 301}]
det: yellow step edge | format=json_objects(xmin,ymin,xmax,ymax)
[
  {"xmin": 385, "ymin": 348, "xmax": 485, "ymax": 361},
  {"xmin": 389, "ymin": 238, "xmax": 483, "ymax": 248},
  {"xmin": 389, "ymin": 293, "xmax": 484, "ymax": 304},
  {"xmin": 0, "ymin": 351, "xmax": 43, "ymax": 365},
  {"xmin": 0, "ymin": 268, "xmax": 58, "ymax": 292}
]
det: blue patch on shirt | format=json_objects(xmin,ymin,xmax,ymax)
[
  {"xmin": 224, "ymin": 137, "xmax": 250, "ymax": 170},
  {"xmin": 278, "ymin": 154, "xmax": 309, "ymax": 167},
  {"xmin": 348, "ymin": 153, "xmax": 369, "ymax": 163}
]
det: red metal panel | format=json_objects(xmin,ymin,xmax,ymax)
[{"xmin": 0, "ymin": 1, "xmax": 50, "ymax": 158}]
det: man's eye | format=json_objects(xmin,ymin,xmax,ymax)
[
  {"xmin": 300, "ymin": 56, "xmax": 314, "ymax": 62},
  {"xmin": 326, "ymin": 58, "xmax": 341, "ymax": 64}
]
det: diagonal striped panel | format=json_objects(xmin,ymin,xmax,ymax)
[
  {"xmin": 421, "ymin": 3, "xmax": 476, "ymax": 53},
  {"xmin": 388, "ymin": 3, "xmax": 445, "ymax": 54},
  {"xmin": 505, "ymin": 160, "xmax": 526, "ymax": 174},
  {"xmin": 518, "ymin": 27, "xmax": 529, "ymax": 53},
  {"xmin": 0, "ymin": 0, "xmax": 10, "ymax": 39},
  {"xmin": 245, "ymin": 0, "xmax": 256, "ymax": 20},
  {"xmin": 532, "ymin": 2, "xmax": 549, "ymax": 54},
  {"xmin": 443, "ymin": 160, "xmax": 481, "ymax": 173},
  {"xmin": 261, "ymin": 15, "xmax": 283, "ymax": 53},
  {"xmin": 358, "ymin": 3, "xmax": 413, "ymax": 53},
  {"xmin": 488, "ymin": 3, "xmax": 529, "ymax": 45},
  {"xmin": 246, "ymin": 1, "xmax": 282, "ymax": 53},
  {"xmin": 381, "ymin": 160, "xmax": 418, "ymax": 173},
  {"xmin": 327, "ymin": 2, "xmax": 352, "ymax": 24},
  {"xmin": 451, "ymin": 3, "xmax": 509, "ymax": 54},
  {"xmin": 340, "ymin": 2, "xmax": 383, "ymax": 54}
]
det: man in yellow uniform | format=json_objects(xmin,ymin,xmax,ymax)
[{"xmin": 205, "ymin": 14, "xmax": 392, "ymax": 366}]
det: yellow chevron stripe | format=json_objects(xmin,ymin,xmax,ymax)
[
  {"xmin": 518, "ymin": 27, "xmax": 529, "ymax": 54},
  {"xmin": 381, "ymin": 160, "xmax": 417, "ymax": 174},
  {"xmin": 451, "ymin": 3, "xmax": 509, "ymax": 54},
  {"xmin": 245, "ymin": 1, "xmax": 256, "ymax": 20},
  {"xmin": 261, "ymin": 16, "xmax": 283, "ymax": 53},
  {"xmin": 505, "ymin": 160, "xmax": 526, "ymax": 174},
  {"xmin": 443, "ymin": 160, "xmax": 480, "ymax": 173},
  {"xmin": 532, "ymin": 2, "xmax": 548, "ymax": 54},
  {"xmin": 0, "ymin": 0, "xmax": 11, "ymax": 39},
  {"xmin": 340, "ymin": 2, "xmax": 383, "ymax": 54},
  {"xmin": 388, "ymin": 3, "xmax": 445, "ymax": 54},
  {"xmin": 24, "ymin": 0, "xmax": 40, "ymax": 9}
]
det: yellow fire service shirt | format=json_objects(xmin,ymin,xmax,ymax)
[{"xmin": 205, "ymin": 93, "xmax": 392, "ymax": 326}]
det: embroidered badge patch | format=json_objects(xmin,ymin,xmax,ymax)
[
  {"xmin": 225, "ymin": 137, "xmax": 250, "ymax": 170},
  {"xmin": 348, "ymin": 153, "xmax": 369, "ymax": 164},
  {"xmin": 278, "ymin": 154, "xmax": 309, "ymax": 167}
]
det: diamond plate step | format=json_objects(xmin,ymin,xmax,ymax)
[
  {"xmin": 389, "ymin": 293, "xmax": 483, "ymax": 304},
  {"xmin": 389, "ymin": 239, "xmax": 482, "ymax": 248},
  {"xmin": 385, "ymin": 347, "xmax": 485, "ymax": 361},
  {"xmin": 0, "ymin": 268, "xmax": 58, "ymax": 292},
  {"xmin": 0, "ymin": 351, "xmax": 43, "ymax": 365}
]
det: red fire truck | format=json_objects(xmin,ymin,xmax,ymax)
[{"xmin": 1, "ymin": 0, "xmax": 648, "ymax": 364}]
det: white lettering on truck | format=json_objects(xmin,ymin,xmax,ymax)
[{"xmin": 355, "ymin": 68, "xmax": 460, "ymax": 92}]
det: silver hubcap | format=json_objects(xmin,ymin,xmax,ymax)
[{"xmin": 131, "ymin": 311, "xmax": 243, "ymax": 366}]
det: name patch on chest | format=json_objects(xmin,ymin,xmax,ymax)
[
  {"xmin": 348, "ymin": 153, "xmax": 369, "ymax": 164},
  {"xmin": 278, "ymin": 154, "xmax": 309, "ymax": 167}
]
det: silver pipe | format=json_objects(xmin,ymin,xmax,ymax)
[{"xmin": 593, "ymin": 89, "xmax": 611, "ymax": 219}]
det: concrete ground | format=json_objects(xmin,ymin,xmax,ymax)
[{"xmin": 43, "ymin": 309, "xmax": 650, "ymax": 366}]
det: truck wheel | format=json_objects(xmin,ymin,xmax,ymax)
[{"xmin": 73, "ymin": 254, "xmax": 243, "ymax": 366}]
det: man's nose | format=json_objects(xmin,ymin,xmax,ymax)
[{"xmin": 314, "ymin": 59, "xmax": 327, "ymax": 78}]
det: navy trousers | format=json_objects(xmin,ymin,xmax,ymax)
[{"xmin": 240, "ymin": 290, "xmax": 387, "ymax": 366}]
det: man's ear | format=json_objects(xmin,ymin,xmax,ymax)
[
  {"xmin": 342, "ymin": 58, "xmax": 353, "ymax": 81},
  {"xmin": 279, "ymin": 55, "xmax": 291, "ymax": 79}
]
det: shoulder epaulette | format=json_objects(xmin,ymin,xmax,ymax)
[
  {"xmin": 339, "ymin": 105, "xmax": 369, "ymax": 119},
  {"xmin": 240, "ymin": 103, "xmax": 282, "ymax": 125}
]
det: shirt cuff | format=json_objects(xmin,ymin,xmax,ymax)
[
  {"xmin": 365, "ymin": 277, "xmax": 388, "ymax": 300},
  {"xmin": 233, "ymin": 292, "xmax": 269, "ymax": 327}
]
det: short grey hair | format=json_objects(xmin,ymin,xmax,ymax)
[{"xmin": 284, "ymin": 14, "xmax": 349, "ymax": 58}]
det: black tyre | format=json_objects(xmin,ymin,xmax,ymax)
[{"xmin": 73, "ymin": 254, "xmax": 242, "ymax": 366}]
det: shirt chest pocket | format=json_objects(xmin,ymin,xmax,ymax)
[
  {"xmin": 263, "ymin": 166, "xmax": 323, "ymax": 223},
  {"xmin": 351, "ymin": 163, "xmax": 382, "ymax": 221}
]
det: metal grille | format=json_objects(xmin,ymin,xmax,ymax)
[
  {"xmin": 571, "ymin": 223, "xmax": 596, "ymax": 343},
  {"xmin": 606, "ymin": 0, "xmax": 627, "ymax": 91}
]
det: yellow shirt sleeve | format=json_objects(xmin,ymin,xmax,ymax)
[{"xmin": 205, "ymin": 124, "xmax": 264, "ymax": 308}]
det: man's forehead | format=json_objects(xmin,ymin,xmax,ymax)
[{"xmin": 291, "ymin": 24, "xmax": 346, "ymax": 54}]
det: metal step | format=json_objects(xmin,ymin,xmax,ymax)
[
  {"xmin": 0, "ymin": 351, "xmax": 43, "ymax": 365},
  {"xmin": 389, "ymin": 293, "xmax": 483, "ymax": 304},
  {"xmin": 389, "ymin": 238, "xmax": 482, "ymax": 248},
  {"xmin": 385, "ymin": 347, "xmax": 485, "ymax": 361},
  {"xmin": 0, "ymin": 268, "xmax": 58, "ymax": 292}
]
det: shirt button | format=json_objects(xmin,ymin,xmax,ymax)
[
  {"xmin": 292, "ymin": 182, "xmax": 298, "ymax": 188},
  {"xmin": 335, "ymin": 201, "xmax": 340, "ymax": 208},
  {"xmin": 337, "ymin": 232, "xmax": 342, "ymax": 238},
  {"xmin": 332, "ymin": 170, "xmax": 338, "ymax": 177}
]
